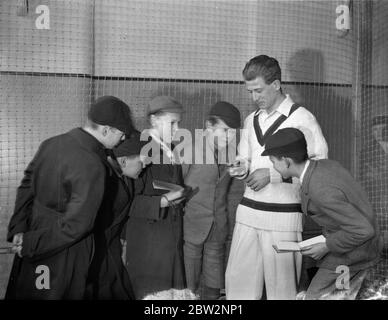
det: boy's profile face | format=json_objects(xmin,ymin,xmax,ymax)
[
  {"xmin": 119, "ymin": 155, "xmax": 144, "ymax": 179},
  {"xmin": 207, "ymin": 118, "xmax": 236, "ymax": 149},
  {"xmin": 269, "ymin": 155, "xmax": 291, "ymax": 179},
  {"xmin": 151, "ymin": 112, "xmax": 181, "ymax": 143},
  {"xmin": 102, "ymin": 126, "xmax": 125, "ymax": 149}
]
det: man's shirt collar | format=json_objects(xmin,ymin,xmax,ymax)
[{"xmin": 256, "ymin": 94, "xmax": 294, "ymax": 117}]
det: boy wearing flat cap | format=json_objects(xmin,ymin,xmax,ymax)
[
  {"xmin": 182, "ymin": 101, "xmax": 241, "ymax": 300},
  {"xmin": 85, "ymin": 131, "xmax": 146, "ymax": 300},
  {"xmin": 6, "ymin": 96, "xmax": 135, "ymax": 299},
  {"xmin": 263, "ymin": 128, "xmax": 382, "ymax": 299},
  {"xmin": 124, "ymin": 96, "xmax": 187, "ymax": 299},
  {"xmin": 114, "ymin": 130, "xmax": 147, "ymax": 180}
]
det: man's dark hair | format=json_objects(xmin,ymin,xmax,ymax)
[{"xmin": 242, "ymin": 55, "xmax": 282, "ymax": 84}]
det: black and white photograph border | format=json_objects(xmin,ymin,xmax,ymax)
[{"xmin": 0, "ymin": 0, "xmax": 387, "ymax": 302}]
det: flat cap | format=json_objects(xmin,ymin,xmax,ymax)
[
  {"xmin": 209, "ymin": 101, "xmax": 241, "ymax": 129},
  {"xmin": 147, "ymin": 96, "xmax": 184, "ymax": 115},
  {"xmin": 261, "ymin": 128, "xmax": 307, "ymax": 158},
  {"xmin": 88, "ymin": 96, "xmax": 134, "ymax": 135}
]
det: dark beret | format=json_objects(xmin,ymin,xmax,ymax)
[
  {"xmin": 88, "ymin": 96, "xmax": 134, "ymax": 135},
  {"xmin": 208, "ymin": 101, "xmax": 241, "ymax": 129},
  {"xmin": 261, "ymin": 128, "xmax": 307, "ymax": 158}
]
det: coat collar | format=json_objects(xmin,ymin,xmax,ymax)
[
  {"xmin": 68, "ymin": 128, "xmax": 107, "ymax": 160},
  {"xmin": 68, "ymin": 128, "xmax": 116, "ymax": 178},
  {"xmin": 300, "ymin": 160, "xmax": 315, "ymax": 215},
  {"xmin": 301, "ymin": 160, "xmax": 317, "ymax": 195}
]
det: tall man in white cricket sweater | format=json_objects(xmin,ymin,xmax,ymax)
[{"xmin": 225, "ymin": 55, "xmax": 328, "ymax": 300}]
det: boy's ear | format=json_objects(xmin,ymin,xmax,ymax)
[
  {"xmin": 101, "ymin": 126, "xmax": 109, "ymax": 137},
  {"xmin": 272, "ymin": 79, "xmax": 281, "ymax": 91},
  {"xmin": 118, "ymin": 157, "xmax": 126, "ymax": 167},
  {"xmin": 205, "ymin": 120, "xmax": 212, "ymax": 130},
  {"xmin": 284, "ymin": 157, "xmax": 292, "ymax": 168}
]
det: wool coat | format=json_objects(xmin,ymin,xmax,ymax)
[
  {"xmin": 182, "ymin": 135, "xmax": 234, "ymax": 245},
  {"xmin": 84, "ymin": 157, "xmax": 135, "ymax": 300},
  {"xmin": 124, "ymin": 138, "xmax": 186, "ymax": 299},
  {"xmin": 6, "ymin": 128, "xmax": 120, "ymax": 299},
  {"xmin": 301, "ymin": 160, "xmax": 382, "ymax": 271}
]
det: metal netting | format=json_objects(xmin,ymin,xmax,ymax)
[
  {"xmin": 358, "ymin": 0, "xmax": 388, "ymax": 282},
  {"xmin": 0, "ymin": 0, "xmax": 387, "ymax": 299}
]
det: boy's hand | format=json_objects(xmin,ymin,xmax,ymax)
[
  {"xmin": 12, "ymin": 233, "xmax": 23, "ymax": 246},
  {"xmin": 166, "ymin": 189, "xmax": 185, "ymax": 201},
  {"xmin": 160, "ymin": 189, "xmax": 186, "ymax": 208},
  {"xmin": 245, "ymin": 168, "xmax": 270, "ymax": 191},
  {"xmin": 11, "ymin": 233, "xmax": 23, "ymax": 258},
  {"xmin": 227, "ymin": 160, "xmax": 247, "ymax": 177},
  {"xmin": 301, "ymin": 242, "xmax": 329, "ymax": 260}
]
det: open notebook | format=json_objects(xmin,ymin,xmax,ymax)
[
  {"xmin": 153, "ymin": 180, "xmax": 184, "ymax": 192},
  {"xmin": 272, "ymin": 235, "xmax": 326, "ymax": 253},
  {"xmin": 152, "ymin": 180, "xmax": 199, "ymax": 202}
]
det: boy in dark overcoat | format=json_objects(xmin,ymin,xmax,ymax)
[{"xmin": 85, "ymin": 132, "xmax": 146, "ymax": 299}]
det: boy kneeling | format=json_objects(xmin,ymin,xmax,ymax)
[{"xmin": 262, "ymin": 128, "xmax": 382, "ymax": 299}]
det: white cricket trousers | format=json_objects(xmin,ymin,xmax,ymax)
[{"xmin": 225, "ymin": 222, "xmax": 302, "ymax": 300}]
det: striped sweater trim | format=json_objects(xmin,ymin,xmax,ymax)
[{"xmin": 240, "ymin": 197, "xmax": 302, "ymax": 213}]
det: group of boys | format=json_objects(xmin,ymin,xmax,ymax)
[{"xmin": 5, "ymin": 55, "xmax": 382, "ymax": 300}]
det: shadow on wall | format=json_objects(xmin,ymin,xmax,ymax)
[
  {"xmin": 285, "ymin": 49, "xmax": 353, "ymax": 291},
  {"xmin": 285, "ymin": 48, "xmax": 353, "ymax": 171}
]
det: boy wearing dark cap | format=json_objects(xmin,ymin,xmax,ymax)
[
  {"xmin": 263, "ymin": 128, "xmax": 382, "ymax": 299},
  {"xmin": 114, "ymin": 131, "xmax": 147, "ymax": 180},
  {"xmin": 182, "ymin": 101, "xmax": 241, "ymax": 300},
  {"xmin": 85, "ymin": 131, "xmax": 146, "ymax": 300},
  {"xmin": 6, "ymin": 96, "xmax": 135, "ymax": 299}
]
